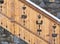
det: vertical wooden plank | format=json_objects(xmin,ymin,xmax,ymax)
[
  {"xmin": 15, "ymin": 24, "xmax": 20, "ymax": 37},
  {"xmin": 24, "ymin": 30, "xmax": 30, "ymax": 43}
]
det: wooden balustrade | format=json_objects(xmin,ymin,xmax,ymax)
[{"xmin": 0, "ymin": 0, "xmax": 60, "ymax": 44}]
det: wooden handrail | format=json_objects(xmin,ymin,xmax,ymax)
[{"xmin": 0, "ymin": 12, "xmax": 50, "ymax": 44}]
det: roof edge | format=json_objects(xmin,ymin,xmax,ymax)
[{"xmin": 26, "ymin": 0, "xmax": 60, "ymax": 23}]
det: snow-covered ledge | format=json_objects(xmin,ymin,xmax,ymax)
[{"xmin": 26, "ymin": 0, "xmax": 60, "ymax": 22}]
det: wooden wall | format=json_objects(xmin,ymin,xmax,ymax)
[{"xmin": 0, "ymin": 0, "xmax": 60, "ymax": 44}]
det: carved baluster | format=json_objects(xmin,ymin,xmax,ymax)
[
  {"xmin": 21, "ymin": 5, "xmax": 27, "ymax": 25},
  {"xmin": 36, "ymin": 15, "xmax": 43, "ymax": 35},
  {"xmin": 46, "ymin": 24, "xmax": 57, "ymax": 44},
  {"xmin": 52, "ymin": 24, "xmax": 57, "ymax": 44}
]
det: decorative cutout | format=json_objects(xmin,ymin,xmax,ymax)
[
  {"xmin": 19, "ymin": 34, "xmax": 20, "ymax": 36},
  {"xmin": 21, "ymin": 14, "xmax": 27, "ymax": 19},
  {"xmin": 37, "ymin": 29, "xmax": 42, "ymax": 32},
  {"xmin": 52, "ymin": 25, "xmax": 56, "ymax": 29},
  {"xmin": 34, "ymin": 43, "xmax": 35, "ymax": 44},
  {"xmin": 36, "ymin": 20, "xmax": 43, "ymax": 25},
  {"xmin": 36, "ymin": 15, "xmax": 43, "ymax": 35},
  {"xmin": 38, "ymin": 15, "xmax": 41, "ymax": 19},
  {"xmin": 23, "ymin": 11, "xmax": 25, "ymax": 14},
  {"xmin": 23, "ymin": 20, "xmax": 25, "ymax": 25},
  {"xmin": 21, "ymin": 5, "xmax": 27, "ymax": 26},
  {"xmin": 0, "ymin": 5, "xmax": 2, "ymax": 8},
  {"xmin": 0, "ymin": 5, "xmax": 2, "ymax": 11},
  {"xmin": 52, "ymin": 34, "xmax": 57, "ymax": 37},
  {"xmin": 22, "ymin": 6, "xmax": 26, "ymax": 10},
  {"xmin": 37, "ymin": 29, "xmax": 42, "ymax": 35},
  {"xmin": 1, "ymin": 22, "xmax": 2, "ymax": 25},
  {"xmin": 24, "ymin": 37, "xmax": 25, "ymax": 39},
  {"xmin": 6, "ymin": 26, "xmax": 7, "ymax": 28},
  {"xmin": 36, "ymin": 20, "xmax": 43, "ymax": 35},
  {"xmin": 29, "ymin": 40, "xmax": 30, "ymax": 42},
  {"xmin": 52, "ymin": 24, "xmax": 57, "ymax": 44}
]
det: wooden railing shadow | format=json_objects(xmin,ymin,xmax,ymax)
[{"xmin": 0, "ymin": 26, "xmax": 28, "ymax": 44}]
